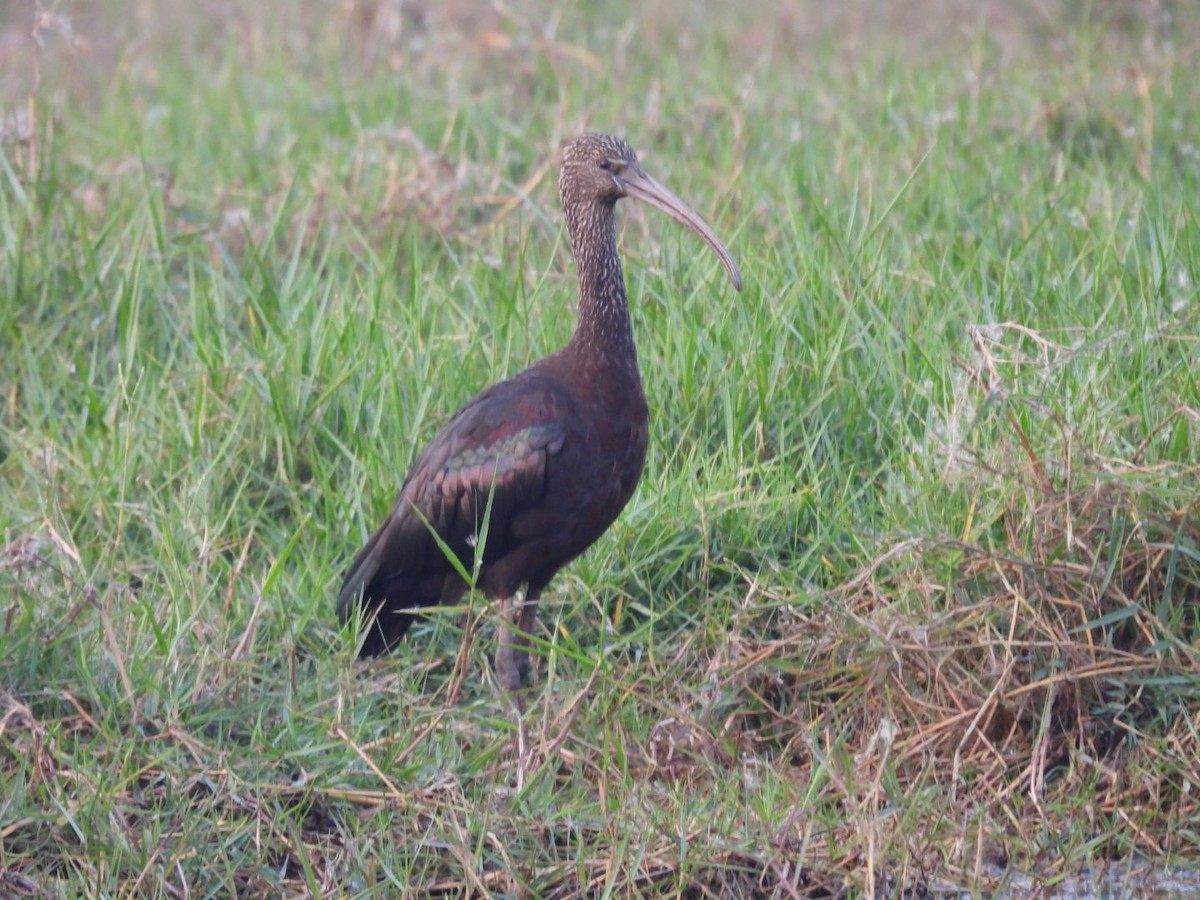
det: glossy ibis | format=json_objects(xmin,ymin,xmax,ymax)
[{"xmin": 337, "ymin": 132, "xmax": 742, "ymax": 696}]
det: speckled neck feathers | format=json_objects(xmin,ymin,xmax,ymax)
[{"xmin": 561, "ymin": 190, "xmax": 638, "ymax": 368}]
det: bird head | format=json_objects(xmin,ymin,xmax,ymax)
[
  {"xmin": 558, "ymin": 133, "xmax": 743, "ymax": 291},
  {"xmin": 559, "ymin": 133, "xmax": 642, "ymax": 204}
]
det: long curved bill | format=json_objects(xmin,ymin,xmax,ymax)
[{"xmin": 619, "ymin": 165, "xmax": 744, "ymax": 292}]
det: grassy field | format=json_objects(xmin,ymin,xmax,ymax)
[{"xmin": 3, "ymin": 0, "xmax": 1199, "ymax": 895}]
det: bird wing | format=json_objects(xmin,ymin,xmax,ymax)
[{"xmin": 336, "ymin": 379, "xmax": 568, "ymax": 622}]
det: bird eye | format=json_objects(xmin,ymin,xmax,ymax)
[{"xmin": 598, "ymin": 158, "xmax": 617, "ymax": 172}]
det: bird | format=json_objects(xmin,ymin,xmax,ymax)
[{"xmin": 337, "ymin": 132, "xmax": 742, "ymax": 698}]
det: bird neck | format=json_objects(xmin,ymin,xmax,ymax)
[{"xmin": 564, "ymin": 200, "xmax": 638, "ymax": 366}]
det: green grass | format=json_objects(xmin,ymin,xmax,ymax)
[{"xmin": 3, "ymin": 1, "xmax": 1199, "ymax": 896}]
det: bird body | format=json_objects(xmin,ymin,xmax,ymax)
[{"xmin": 338, "ymin": 133, "xmax": 741, "ymax": 691}]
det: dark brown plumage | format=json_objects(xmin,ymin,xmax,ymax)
[{"xmin": 337, "ymin": 133, "xmax": 742, "ymax": 692}]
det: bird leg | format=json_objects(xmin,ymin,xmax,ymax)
[
  {"xmin": 495, "ymin": 593, "xmax": 528, "ymax": 786},
  {"xmin": 492, "ymin": 585, "xmax": 544, "ymax": 696},
  {"xmin": 494, "ymin": 595, "xmax": 520, "ymax": 700},
  {"xmin": 496, "ymin": 589, "xmax": 543, "ymax": 788},
  {"xmin": 516, "ymin": 588, "xmax": 542, "ymax": 679},
  {"xmin": 495, "ymin": 587, "xmax": 543, "ymax": 696}
]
